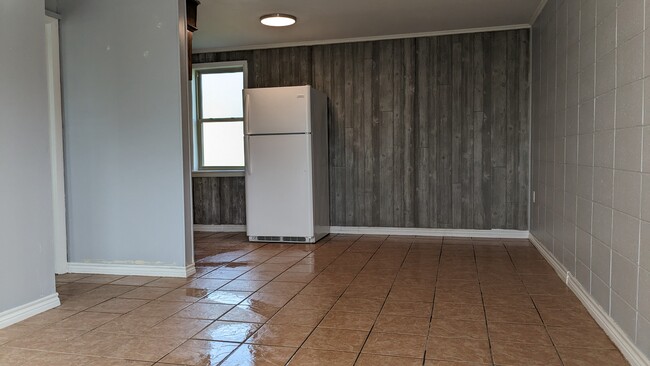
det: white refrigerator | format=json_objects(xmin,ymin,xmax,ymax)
[{"xmin": 244, "ymin": 85, "xmax": 330, "ymax": 243}]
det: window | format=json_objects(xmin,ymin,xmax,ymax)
[{"xmin": 193, "ymin": 61, "xmax": 247, "ymax": 173}]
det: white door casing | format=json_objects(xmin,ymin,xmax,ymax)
[{"xmin": 45, "ymin": 15, "xmax": 67, "ymax": 274}]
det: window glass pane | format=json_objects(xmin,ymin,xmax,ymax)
[
  {"xmin": 200, "ymin": 72, "xmax": 243, "ymax": 119},
  {"xmin": 202, "ymin": 121, "xmax": 244, "ymax": 167}
]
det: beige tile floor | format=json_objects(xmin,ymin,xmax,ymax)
[{"xmin": 0, "ymin": 233, "xmax": 630, "ymax": 365}]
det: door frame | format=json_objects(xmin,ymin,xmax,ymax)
[{"xmin": 45, "ymin": 14, "xmax": 68, "ymax": 274}]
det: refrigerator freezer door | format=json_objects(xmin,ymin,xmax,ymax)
[
  {"xmin": 245, "ymin": 134, "xmax": 314, "ymax": 238},
  {"xmin": 245, "ymin": 86, "xmax": 311, "ymax": 135}
]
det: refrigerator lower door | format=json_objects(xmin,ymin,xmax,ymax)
[{"xmin": 245, "ymin": 134, "xmax": 315, "ymax": 242}]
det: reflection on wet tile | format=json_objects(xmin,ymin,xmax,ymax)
[
  {"xmin": 220, "ymin": 344, "xmax": 296, "ymax": 366},
  {"xmin": 183, "ymin": 278, "xmax": 229, "ymax": 290},
  {"xmin": 143, "ymin": 278, "xmax": 191, "ymax": 288},
  {"xmin": 159, "ymin": 339, "xmax": 238, "ymax": 365},
  {"xmin": 175, "ymin": 303, "xmax": 233, "ymax": 320},
  {"xmin": 193, "ymin": 321, "xmax": 260, "ymax": 342},
  {"xmin": 219, "ymin": 304, "xmax": 279, "ymax": 323},
  {"xmin": 202, "ymin": 268, "xmax": 247, "ymax": 280},
  {"xmin": 2, "ymin": 234, "xmax": 622, "ymax": 366},
  {"xmin": 220, "ymin": 280, "xmax": 268, "ymax": 292},
  {"xmin": 246, "ymin": 324, "xmax": 313, "ymax": 347},
  {"xmin": 241, "ymin": 292, "xmax": 294, "ymax": 308},
  {"xmin": 158, "ymin": 288, "xmax": 210, "ymax": 303},
  {"xmin": 199, "ymin": 290, "xmax": 252, "ymax": 305}
]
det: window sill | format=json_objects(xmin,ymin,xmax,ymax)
[{"xmin": 192, "ymin": 170, "xmax": 245, "ymax": 178}]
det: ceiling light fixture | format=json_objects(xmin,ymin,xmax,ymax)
[{"xmin": 260, "ymin": 13, "xmax": 297, "ymax": 27}]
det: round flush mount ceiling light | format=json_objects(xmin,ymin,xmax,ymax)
[{"xmin": 260, "ymin": 13, "xmax": 297, "ymax": 27}]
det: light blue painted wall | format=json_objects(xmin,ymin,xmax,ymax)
[
  {"xmin": 59, "ymin": 0, "xmax": 192, "ymax": 267},
  {"xmin": 0, "ymin": 0, "xmax": 56, "ymax": 311}
]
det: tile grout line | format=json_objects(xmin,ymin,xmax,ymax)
[
  {"xmin": 478, "ymin": 240, "xmax": 496, "ymax": 366},
  {"xmin": 212, "ymin": 234, "xmax": 346, "ymax": 364},
  {"xmin": 43, "ymin": 234, "xmax": 624, "ymax": 365},
  {"xmin": 419, "ymin": 236, "xmax": 443, "ymax": 365},
  {"xmin": 348, "ymin": 235, "xmax": 416, "ymax": 365},
  {"xmin": 504, "ymin": 240, "xmax": 566, "ymax": 366},
  {"xmin": 278, "ymin": 235, "xmax": 362, "ymax": 363}
]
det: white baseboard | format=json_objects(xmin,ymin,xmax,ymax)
[
  {"xmin": 529, "ymin": 234, "xmax": 650, "ymax": 366},
  {"xmin": 0, "ymin": 293, "xmax": 60, "ymax": 329},
  {"xmin": 194, "ymin": 224, "xmax": 246, "ymax": 232},
  {"xmin": 67, "ymin": 262, "xmax": 196, "ymax": 278},
  {"xmin": 193, "ymin": 224, "xmax": 529, "ymax": 239},
  {"xmin": 330, "ymin": 226, "xmax": 530, "ymax": 239}
]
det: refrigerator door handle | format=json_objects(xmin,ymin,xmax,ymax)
[
  {"xmin": 245, "ymin": 136, "xmax": 252, "ymax": 175},
  {"xmin": 244, "ymin": 94, "xmax": 251, "ymax": 135}
]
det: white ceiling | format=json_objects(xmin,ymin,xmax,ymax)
[{"xmin": 193, "ymin": 0, "xmax": 544, "ymax": 52}]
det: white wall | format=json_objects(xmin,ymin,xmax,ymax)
[
  {"xmin": 0, "ymin": 0, "xmax": 57, "ymax": 311},
  {"xmin": 531, "ymin": 0, "xmax": 650, "ymax": 357},
  {"xmin": 59, "ymin": 0, "xmax": 193, "ymax": 268}
]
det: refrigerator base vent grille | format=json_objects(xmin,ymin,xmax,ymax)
[
  {"xmin": 252, "ymin": 236, "xmax": 310, "ymax": 243},
  {"xmin": 256, "ymin": 236, "xmax": 282, "ymax": 241},
  {"xmin": 283, "ymin": 236, "xmax": 307, "ymax": 242}
]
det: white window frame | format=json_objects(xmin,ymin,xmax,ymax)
[{"xmin": 191, "ymin": 60, "xmax": 248, "ymax": 177}]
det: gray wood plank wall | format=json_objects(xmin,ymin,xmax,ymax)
[{"xmin": 192, "ymin": 29, "xmax": 530, "ymax": 230}]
